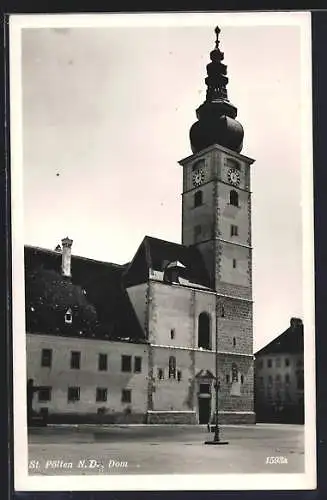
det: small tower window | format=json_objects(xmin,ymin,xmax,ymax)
[
  {"xmin": 231, "ymin": 224, "xmax": 238, "ymax": 236},
  {"xmin": 230, "ymin": 190, "xmax": 239, "ymax": 207},
  {"xmin": 233, "ymin": 337, "xmax": 236, "ymax": 347},
  {"xmin": 221, "ymin": 305, "xmax": 225, "ymax": 317},
  {"xmin": 177, "ymin": 370, "xmax": 182, "ymax": 382},
  {"xmin": 170, "ymin": 329, "xmax": 175, "ymax": 340},
  {"xmin": 241, "ymin": 375, "xmax": 244, "ymax": 384},
  {"xmin": 168, "ymin": 356, "xmax": 176, "ymax": 379},
  {"xmin": 65, "ymin": 308, "xmax": 73, "ymax": 324},
  {"xmin": 194, "ymin": 190, "xmax": 203, "ymax": 207},
  {"xmin": 198, "ymin": 312, "xmax": 211, "ymax": 350},
  {"xmin": 226, "ymin": 374, "xmax": 230, "ymax": 383},
  {"xmin": 233, "ymin": 259, "xmax": 237, "ymax": 268},
  {"xmin": 158, "ymin": 368, "xmax": 164, "ymax": 380}
]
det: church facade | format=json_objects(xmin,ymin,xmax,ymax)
[{"xmin": 26, "ymin": 27, "xmax": 255, "ymax": 425}]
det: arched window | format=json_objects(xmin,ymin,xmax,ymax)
[
  {"xmin": 194, "ymin": 190, "xmax": 203, "ymax": 207},
  {"xmin": 168, "ymin": 356, "xmax": 176, "ymax": 379},
  {"xmin": 232, "ymin": 363, "xmax": 238, "ymax": 382},
  {"xmin": 198, "ymin": 312, "xmax": 211, "ymax": 350},
  {"xmin": 230, "ymin": 190, "xmax": 239, "ymax": 207}
]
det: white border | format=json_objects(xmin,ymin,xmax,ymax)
[{"xmin": 10, "ymin": 11, "xmax": 316, "ymax": 492}]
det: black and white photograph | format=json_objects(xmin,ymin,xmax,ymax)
[{"xmin": 10, "ymin": 11, "xmax": 316, "ymax": 491}]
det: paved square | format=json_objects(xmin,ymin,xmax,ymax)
[{"xmin": 27, "ymin": 423, "xmax": 304, "ymax": 475}]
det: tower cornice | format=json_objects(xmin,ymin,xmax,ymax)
[{"xmin": 178, "ymin": 143, "xmax": 255, "ymax": 166}]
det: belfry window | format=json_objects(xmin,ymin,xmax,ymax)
[
  {"xmin": 230, "ymin": 190, "xmax": 239, "ymax": 207},
  {"xmin": 198, "ymin": 312, "xmax": 211, "ymax": 350},
  {"xmin": 194, "ymin": 190, "xmax": 203, "ymax": 207},
  {"xmin": 168, "ymin": 356, "xmax": 176, "ymax": 379}
]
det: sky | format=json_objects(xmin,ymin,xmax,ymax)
[{"xmin": 19, "ymin": 14, "xmax": 311, "ymax": 351}]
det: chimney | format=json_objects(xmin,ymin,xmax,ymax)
[
  {"xmin": 290, "ymin": 317, "xmax": 303, "ymax": 329},
  {"xmin": 61, "ymin": 237, "xmax": 73, "ymax": 278}
]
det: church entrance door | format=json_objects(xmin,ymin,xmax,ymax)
[{"xmin": 198, "ymin": 396, "xmax": 211, "ymax": 424}]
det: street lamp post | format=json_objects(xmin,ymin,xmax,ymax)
[{"xmin": 205, "ymin": 297, "xmax": 229, "ymax": 445}]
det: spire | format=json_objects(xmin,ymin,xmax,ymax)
[
  {"xmin": 205, "ymin": 26, "xmax": 229, "ymax": 102},
  {"xmin": 189, "ymin": 26, "xmax": 244, "ymax": 154}
]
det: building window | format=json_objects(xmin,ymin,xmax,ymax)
[
  {"xmin": 177, "ymin": 370, "xmax": 182, "ymax": 382},
  {"xmin": 268, "ymin": 375, "xmax": 273, "ymax": 386},
  {"xmin": 221, "ymin": 305, "xmax": 225, "ymax": 317},
  {"xmin": 121, "ymin": 389, "xmax": 131, "ymax": 403},
  {"xmin": 232, "ymin": 363, "xmax": 238, "ymax": 382},
  {"xmin": 257, "ymin": 360, "xmax": 263, "ymax": 370},
  {"xmin": 226, "ymin": 374, "xmax": 230, "ymax": 383},
  {"xmin": 38, "ymin": 387, "xmax": 51, "ymax": 402},
  {"xmin": 68, "ymin": 387, "xmax": 80, "ymax": 402},
  {"xmin": 233, "ymin": 259, "xmax": 237, "ymax": 269},
  {"xmin": 285, "ymin": 373, "xmax": 290, "ymax": 384},
  {"xmin": 158, "ymin": 368, "xmax": 164, "ymax": 380},
  {"xmin": 70, "ymin": 351, "xmax": 80, "ymax": 370},
  {"xmin": 98, "ymin": 353, "xmax": 107, "ymax": 371},
  {"xmin": 194, "ymin": 190, "xmax": 203, "ymax": 207},
  {"xmin": 240, "ymin": 375, "xmax": 244, "ymax": 384},
  {"xmin": 230, "ymin": 190, "xmax": 239, "ymax": 207},
  {"xmin": 267, "ymin": 359, "xmax": 272, "ymax": 368},
  {"xmin": 96, "ymin": 388, "xmax": 107, "ymax": 402},
  {"xmin": 233, "ymin": 337, "xmax": 236, "ymax": 347},
  {"xmin": 121, "ymin": 355, "xmax": 132, "ymax": 372},
  {"xmin": 168, "ymin": 356, "xmax": 176, "ymax": 379},
  {"xmin": 170, "ymin": 329, "xmax": 175, "ymax": 340},
  {"xmin": 194, "ymin": 224, "xmax": 201, "ymax": 241},
  {"xmin": 134, "ymin": 356, "xmax": 142, "ymax": 373},
  {"xmin": 285, "ymin": 358, "xmax": 290, "ymax": 367},
  {"xmin": 276, "ymin": 357, "xmax": 281, "ymax": 368},
  {"xmin": 41, "ymin": 349, "xmax": 52, "ymax": 367},
  {"xmin": 259, "ymin": 377, "xmax": 264, "ymax": 387},
  {"xmin": 198, "ymin": 312, "xmax": 211, "ymax": 350},
  {"xmin": 65, "ymin": 308, "xmax": 73, "ymax": 324},
  {"xmin": 231, "ymin": 224, "xmax": 238, "ymax": 237},
  {"xmin": 199, "ymin": 383, "xmax": 210, "ymax": 394}
]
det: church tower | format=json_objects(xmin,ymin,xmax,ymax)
[
  {"xmin": 180, "ymin": 27, "xmax": 254, "ymax": 299},
  {"xmin": 179, "ymin": 27, "xmax": 255, "ymax": 422}
]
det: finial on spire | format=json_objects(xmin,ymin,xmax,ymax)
[{"xmin": 214, "ymin": 26, "xmax": 221, "ymax": 49}]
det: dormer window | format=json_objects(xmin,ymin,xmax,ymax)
[
  {"xmin": 163, "ymin": 261, "xmax": 186, "ymax": 284},
  {"xmin": 65, "ymin": 308, "xmax": 73, "ymax": 325}
]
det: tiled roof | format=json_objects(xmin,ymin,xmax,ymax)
[
  {"xmin": 254, "ymin": 320, "xmax": 303, "ymax": 356},
  {"xmin": 24, "ymin": 246, "xmax": 146, "ymax": 343},
  {"xmin": 123, "ymin": 236, "xmax": 212, "ymax": 289}
]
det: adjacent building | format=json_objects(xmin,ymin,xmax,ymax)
[
  {"xmin": 254, "ymin": 318, "xmax": 304, "ymax": 424},
  {"xmin": 26, "ymin": 26, "xmax": 256, "ymax": 425}
]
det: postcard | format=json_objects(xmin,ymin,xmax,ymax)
[{"xmin": 9, "ymin": 11, "xmax": 316, "ymax": 491}]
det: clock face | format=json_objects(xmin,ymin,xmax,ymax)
[
  {"xmin": 193, "ymin": 169, "xmax": 205, "ymax": 186},
  {"xmin": 227, "ymin": 168, "xmax": 241, "ymax": 186}
]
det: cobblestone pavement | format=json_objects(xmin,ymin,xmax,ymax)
[{"xmin": 28, "ymin": 423, "xmax": 304, "ymax": 475}]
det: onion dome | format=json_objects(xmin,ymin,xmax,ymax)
[{"xmin": 190, "ymin": 26, "xmax": 244, "ymax": 154}]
